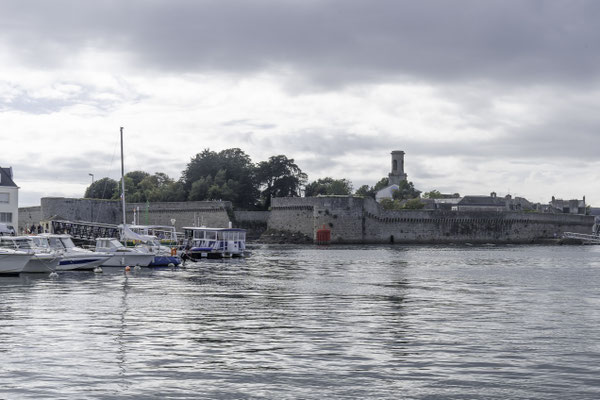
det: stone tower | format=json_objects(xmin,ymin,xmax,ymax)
[{"xmin": 388, "ymin": 150, "xmax": 407, "ymax": 185}]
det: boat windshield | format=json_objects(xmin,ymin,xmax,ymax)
[
  {"xmin": 60, "ymin": 237, "xmax": 76, "ymax": 249},
  {"xmin": 31, "ymin": 237, "xmax": 50, "ymax": 249},
  {"xmin": 0, "ymin": 238, "xmax": 17, "ymax": 250},
  {"xmin": 13, "ymin": 238, "xmax": 33, "ymax": 250},
  {"xmin": 48, "ymin": 237, "xmax": 66, "ymax": 250}
]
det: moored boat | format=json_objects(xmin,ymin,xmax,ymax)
[
  {"xmin": 0, "ymin": 248, "xmax": 33, "ymax": 275},
  {"xmin": 181, "ymin": 227, "xmax": 246, "ymax": 260},
  {"xmin": 0, "ymin": 236, "xmax": 62, "ymax": 273},
  {"xmin": 121, "ymin": 225, "xmax": 182, "ymax": 267},
  {"xmin": 95, "ymin": 238, "xmax": 155, "ymax": 267},
  {"xmin": 39, "ymin": 234, "xmax": 112, "ymax": 271}
]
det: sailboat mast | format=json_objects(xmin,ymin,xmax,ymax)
[{"xmin": 120, "ymin": 127, "xmax": 126, "ymax": 226}]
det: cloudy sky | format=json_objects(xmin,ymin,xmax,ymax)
[{"xmin": 2, "ymin": 0, "xmax": 600, "ymax": 207}]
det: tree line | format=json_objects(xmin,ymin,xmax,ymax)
[{"xmin": 84, "ymin": 148, "xmax": 428, "ymax": 210}]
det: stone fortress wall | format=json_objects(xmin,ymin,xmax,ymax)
[
  {"xmin": 268, "ymin": 196, "xmax": 594, "ymax": 244},
  {"xmin": 18, "ymin": 197, "xmax": 231, "ymax": 233},
  {"xmin": 19, "ymin": 196, "xmax": 594, "ymax": 243}
]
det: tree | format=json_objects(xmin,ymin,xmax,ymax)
[
  {"xmin": 422, "ymin": 190, "xmax": 443, "ymax": 199},
  {"xmin": 392, "ymin": 180, "xmax": 421, "ymax": 201},
  {"xmin": 84, "ymin": 177, "xmax": 119, "ymax": 199},
  {"xmin": 305, "ymin": 177, "xmax": 353, "ymax": 196},
  {"xmin": 355, "ymin": 184, "xmax": 376, "ymax": 198},
  {"xmin": 256, "ymin": 155, "xmax": 307, "ymax": 209},
  {"xmin": 181, "ymin": 148, "xmax": 259, "ymax": 208},
  {"xmin": 402, "ymin": 198, "xmax": 425, "ymax": 209}
]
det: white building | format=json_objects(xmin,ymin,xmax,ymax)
[{"xmin": 0, "ymin": 167, "xmax": 19, "ymax": 230}]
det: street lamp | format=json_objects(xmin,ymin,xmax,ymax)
[{"xmin": 89, "ymin": 173, "xmax": 94, "ymax": 186}]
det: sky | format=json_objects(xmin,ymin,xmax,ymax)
[{"xmin": 2, "ymin": 0, "xmax": 600, "ymax": 207}]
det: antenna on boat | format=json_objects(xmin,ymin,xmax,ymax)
[{"xmin": 120, "ymin": 127, "xmax": 127, "ymax": 227}]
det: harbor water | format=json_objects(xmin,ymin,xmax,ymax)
[{"xmin": 1, "ymin": 244, "xmax": 600, "ymax": 399}]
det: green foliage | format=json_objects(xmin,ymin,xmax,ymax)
[
  {"xmin": 256, "ymin": 155, "xmax": 307, "ymax": 209},
  {"xmin": 181, "ymin": 148, "xmax": 258, "ymax": 209},
  {"xmin": 305, "ymin": 177, "xmax": 353, "ymax": 196},
  {"xmin": 379, "ymin": 198, "xmax": 400, "ymax": 210},
  {"xmin": 422, "ymin": 189, "xmax": 442, "ymax": 199},
  {"xmin": 85, "ymin": 177, "xmax": 119, "ymax": 199},
  {"xmin": 373, "ymin": 177, "xmax": 390, "ymax": 192},
  {"xmin": 391, "ymin": 180, "xmax": 421, "ymax": 201},
  {"xmin": 402, "ymin": 198, "xmax": 425, "ymax": 209},
  {"xmin": 354, "ymin": 184, "xmax": 376, "ymax": 198}
]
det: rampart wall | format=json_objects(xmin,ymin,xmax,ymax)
[
  {"xmin": 22, "ymin": 197, "xmax": 233, "ymax": 232},
  {"xmin": 269, "ymin": 196, "xmax": 594, "ymax": 244}
]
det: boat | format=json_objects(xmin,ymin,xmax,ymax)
[
  {"xmin": 93, "ymin": 127, "xmax": 171, "ymax": 268},
  {"xmin": 121, "ymin": 225, "xmax": 182, "ymax": 267},
  {"xmin": 0, "ymin": 236, "xmax": 62, "ymax": 273},
  {"xmin": 0, "ymin": 248, "xmax": 33, "ymax": 276},
  {"xmin": 181, "ymin": 226, "xmax": 247, "ymax": 260},
  {"xmin": 95, "ymin": 237, "xmax": 155, "ymax": 267},
  {"xmin": 38, "ymin": 234, "xmax": 112, "ymax": 271}
]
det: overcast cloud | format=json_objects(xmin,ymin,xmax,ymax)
[{"xmin": 1, "ymin": 0, "xmax": 600, "ymax": 206}]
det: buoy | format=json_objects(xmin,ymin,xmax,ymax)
[
  {"xmin": 125, "ymin": 266, "xmax": 131, "ymax": 272},
  {"xmin": 49, "ymin": 271, "xmax": 58, "ymax": 278},
  {"xmin": 94, "ymin": 267, "xmax": 103, "ymax": 273}
]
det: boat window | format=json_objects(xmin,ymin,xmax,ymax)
[
  {"xmin": 206, "ymin": 231, "xmax": 217, "ymax": 240},
  {"xmin": 15, "ymin": 239, "xmax": 33, "ymax": 249},
  {"xmin": 0, "ymin": 239, "xmax": 16, "ymax": 249},
  {"xmin": 60, "ymin": 237, "xmax": 76, "ymax": 248}
]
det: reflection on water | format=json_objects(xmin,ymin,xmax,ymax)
[{"xmin": 1, "ymin": 245, "xmax": 600, "ymax": 399}]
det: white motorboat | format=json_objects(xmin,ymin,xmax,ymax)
[
  {"xmin": 0, "ymin": 236, "xmax": 62, "ymax": 273},
  {"xmin": 0, "ymin": 248, "xmax": 33, "ymax": 275},
  {"xmin": 95, "ymin": 238, "xmax": 155, "ymax": 267},
  {"xmin": 38, "ymin": 234, "xmax": 112, "ymax": 271}
]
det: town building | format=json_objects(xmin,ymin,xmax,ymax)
[{"xmin": 0, "ymin": 167, "xmax": 19, "ymax": 230}]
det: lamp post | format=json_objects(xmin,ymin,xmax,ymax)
[{"xmin": 89, "ymin": 173, "xmax": 94, "ymax": 185}]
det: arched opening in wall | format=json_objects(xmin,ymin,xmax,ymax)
[
  {"xmin": 393, "ymin": 160, "xmax": 398, "ymax": 171},
  {"xmin": 390, "ymin": 235, "xmax": 394, "ymax": 244}
]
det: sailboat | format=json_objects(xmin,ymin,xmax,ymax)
[{"xmin": 95, "ymin": 127, "xmax": 155, "ymax": 268}]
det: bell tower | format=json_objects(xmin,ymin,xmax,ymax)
[{"xmin": 388, "ymin": 150, "xmax": 407, "ymax": 185}]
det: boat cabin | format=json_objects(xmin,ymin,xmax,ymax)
[{"xmin": 182, "ymin": 227, "xmax": 246, "ymax": 259}]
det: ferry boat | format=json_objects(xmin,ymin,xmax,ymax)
[{"xmin": 182, "ymin": 227, "xmax": 247, "ymax": 260}]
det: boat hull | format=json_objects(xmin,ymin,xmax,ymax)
[
  {"xmin": 0, "ymin": 253, "xmax": 32, "ymax": 275},
  {"xmin": 21, "ymin": 255, "xmax": 62, "ymax": 273},
  {"xmin": 57, "ymin": 256, "xmax": 111, "ymax": 271},
  {"xmin": 149, "ymin": 255, "xmax": 182, "ymax": 267},
  {"xmin": 101, "ymin": 253, "xmax": 155, "ymax": 267}
]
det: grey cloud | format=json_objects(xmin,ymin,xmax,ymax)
[
  {"xmin": 0, "ymin": 81, "xmax": 145, "ymax": 114},
  {"xmin": 2, "ymin": 1, "xmax": 600, "ymax": 88}
]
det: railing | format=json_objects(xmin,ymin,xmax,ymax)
[{"xmin": 562, "ymin": 232, "xmax": 600, "ymax": 243}]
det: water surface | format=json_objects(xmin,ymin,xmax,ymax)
[{"xmin": 1, "ymin": 244, "xmax": 600, "ymax": 399}]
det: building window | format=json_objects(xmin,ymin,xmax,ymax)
[
  {"xmin": 0, "ymin": 212, "xmax": 12, "ymax": 223},
  {"xmin": 0, "ymin": 192, "xmax": 9, "ymax": 203},
  {"xmin": 393, "ymin": 160, "xmax": 397, "ymax": 171}
]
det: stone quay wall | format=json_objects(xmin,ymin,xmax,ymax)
[
  {"xmin": 22, "ymin": 197, "xmax": 233, "ymax": 232},
  {"xmin": 268, "ymin": 196, "xmax": 594, "ymax": 244},
  {"xmin": 126, "ymin": 201, "xmax": 231, "ymax": 231}
]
